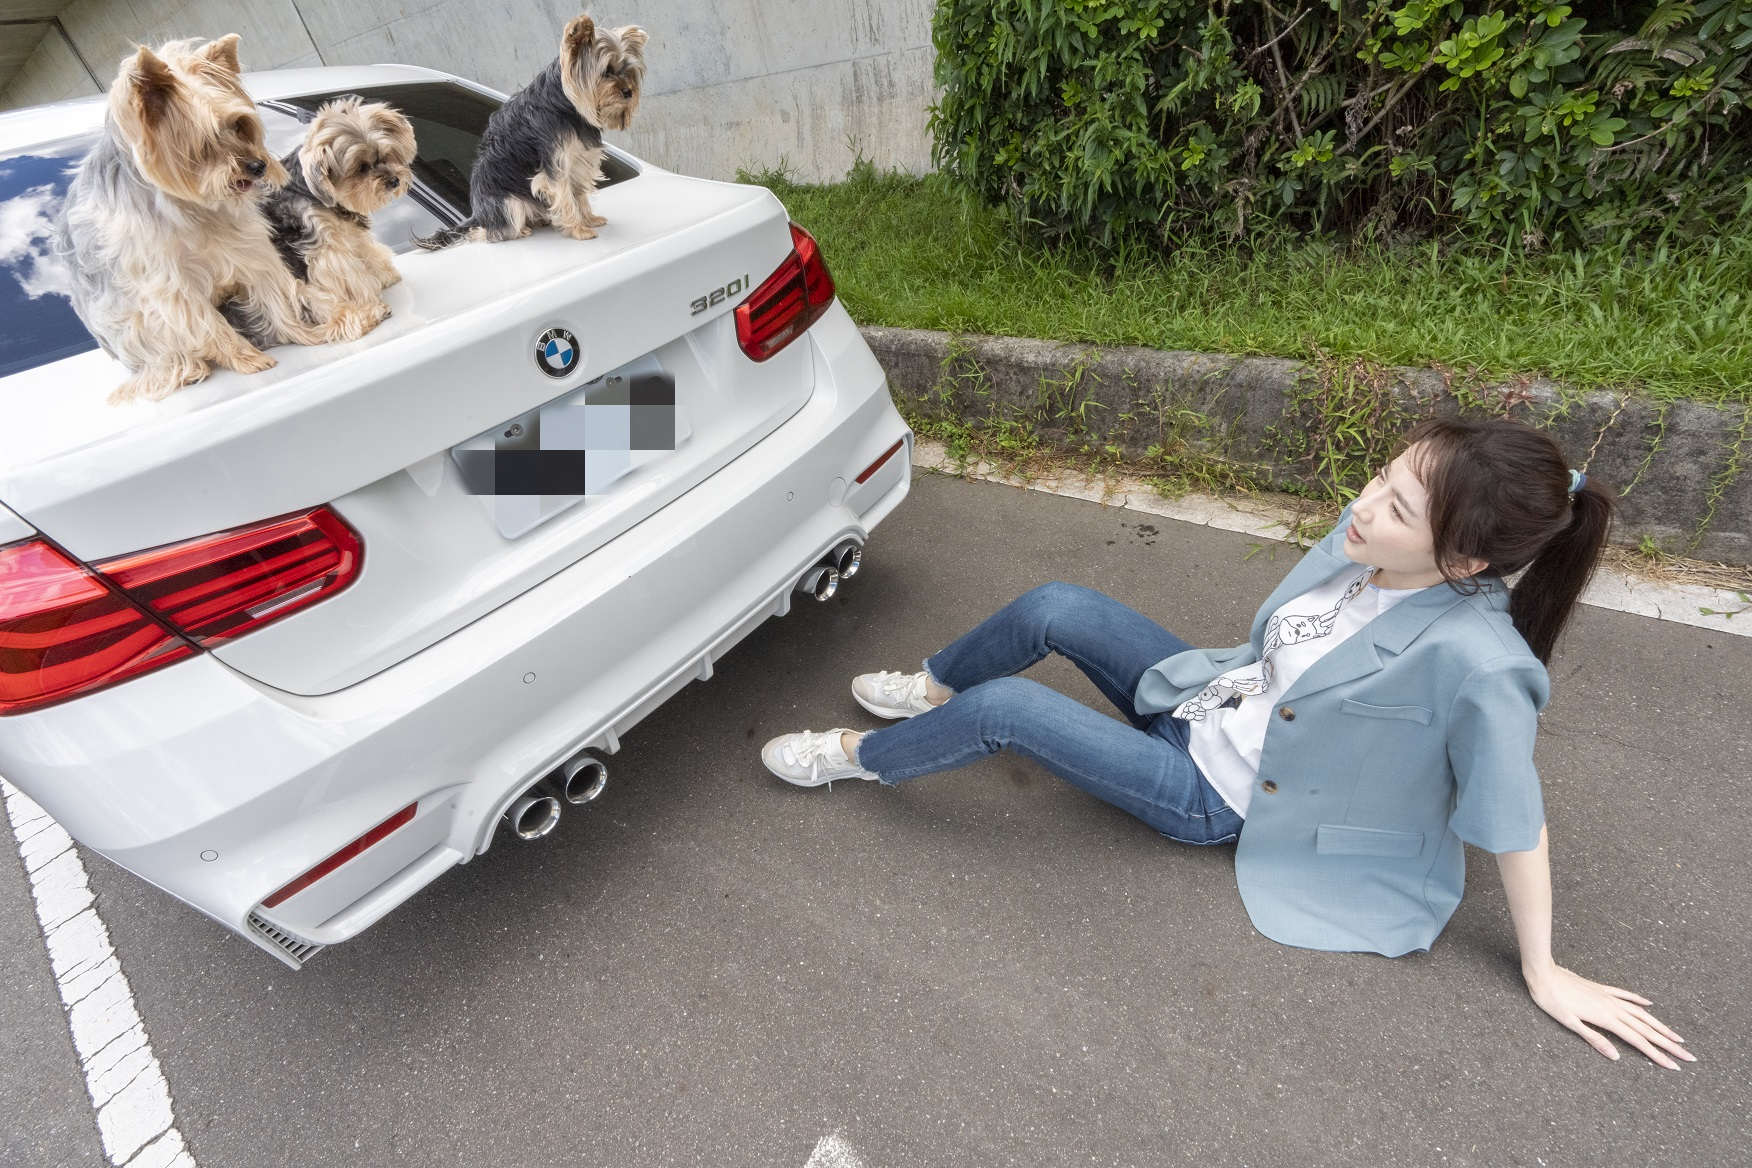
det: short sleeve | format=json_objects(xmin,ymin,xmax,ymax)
[{"xmin": 1446, "ymin": 656, "xmax": 1549, "ymax": 853}]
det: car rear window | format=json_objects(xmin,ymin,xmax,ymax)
[
  {"xmin": 276, "ymin": 81, "xmax": 639, "ymax": 216},
  {"xmin": 0, "ymin": 139, "xmax": 95, "ymax": 379}
]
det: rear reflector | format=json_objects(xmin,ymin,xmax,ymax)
[
  {"xmin": 0, "ymin": 539, "xmax": 195, "ymax": 716},
  {"xmin": 855, "ymin": 439, "xmax": 906, "ymax": 485},
  {"xmin": 735, "ymin": 221, "xmax": 836, "ymax": 362},
  {"xmin": 0, "ymin": 507, "xmax": 362, "ymax": 716},
  {"xmin": 99, "ymin": 507, "xmax": 362, "ymax": 648},
  {"xmin": 261, "ymin": 802, "xmax": 418, "ymax": 909}
]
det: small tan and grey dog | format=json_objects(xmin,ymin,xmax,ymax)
[
  {"xmin": 249, "ymin": 97, "xmax": 416, "ymax": 342},
  {"xmin": 57, "ymin": 35, "xmax": 347, "ymax": 404},
  {"xmin": 416, "ymin": 13, "xmax": 646, "ymax": 249}
]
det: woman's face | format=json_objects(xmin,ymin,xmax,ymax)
[{"xmin": 1341, "ymin": 445, "xmax": 1452, "ymax": 589}]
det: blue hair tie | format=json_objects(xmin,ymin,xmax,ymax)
[{"xmin": 1567, "ymin": 469, "xmax": 1586, "ymax": 495}]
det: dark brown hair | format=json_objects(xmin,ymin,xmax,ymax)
[{"xmin": 1400, "ymin": 417, "xmax": 1613, "ymax": 664}]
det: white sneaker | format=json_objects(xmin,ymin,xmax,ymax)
[
  {"xmin": 761, "ymin": 729, "xmax": 876, "ymax": 788},
  {"xmin": 851, "ymin": 670, "xmax": 942, "ymax": 720}
]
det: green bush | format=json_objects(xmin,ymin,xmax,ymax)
[{"xmin": 929, "ymin": 0, "xmax": 1752, "ymax": 247}]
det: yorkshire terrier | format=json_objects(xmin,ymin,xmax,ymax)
[
  {"xmin": 416, "ymin": 13, "xmax": 646, "ymax": 249},
  {"xmin": 247, "ymin": 97, "xmax": 415, "ymax": 342},
  {"xmin": 57, "ymin": 35, "xmax": 348, "ymax": 404}
]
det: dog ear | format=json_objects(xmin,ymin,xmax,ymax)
[
  {"xmin": 122, "ymin": 46, "xmax": 180, "ymax": 126},
  {"xmin": 563, "ymin": 14, "xmax": 596, "ymax": 55},
  {"xmin": 368, "ymin": 104, "xmax": 418, "ymax": 159},
  {"xmin": 301, "ymin": 149, "xmax": 337, "ymax": 207},
  {"xmin": 615, "ymin": 26, "xmax": 647, "ymax": 58},
  {"xmin": 197, "ymin": 33, "xmax": 243, "ymax": 75}
]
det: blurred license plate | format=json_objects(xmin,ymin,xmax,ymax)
[{"xmin": 450, "ymin": 355, "xmax": 684, "ymax": 538}]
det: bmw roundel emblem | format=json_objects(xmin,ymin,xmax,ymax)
[{"xmin": 534, "ymin": 327, "xmax": 580, "ymax": 378}]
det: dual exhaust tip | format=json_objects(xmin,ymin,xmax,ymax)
[
  {"xmin": 503, "ymin": 751, "xmax": 608, "ymax": 841},
  {"xmin": 796, "ymin": 541, "xmax": 862, "ymax": 603},
  {"xmin": 507, "ymin": 545, "xmax": 863, "ymax": 839}
]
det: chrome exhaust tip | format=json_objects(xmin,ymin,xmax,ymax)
[
  {"xmin": 833, "ymin": 543, "xmax": 863, "ymax": 580},
  {"xmin": 796, "ymin": 565, "xmax": 840, "ymax": 602},
  {"xmin": 549, "ymin": 752, "xmax": 608, "ymax": 806},
  {"xmin": 505, "ymin": 790, "xmax": 561, "ymax": 840}
]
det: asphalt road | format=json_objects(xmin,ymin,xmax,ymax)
[{"xmin": 4, "ymin": 470, "xmax": 1749, "ymax": 1168}]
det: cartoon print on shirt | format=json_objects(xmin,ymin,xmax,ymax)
[{"xmin": 1172, "ymin": 570, "xmax": 1375, "ymax": 722}]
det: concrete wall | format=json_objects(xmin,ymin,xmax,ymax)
[
  {"xmin": 0, "ymin": 1, "xmax": 939, "ymax": 182},
  {"xmin": 0, "ymin": 25, "xmax": 98, "ymax": 109}
]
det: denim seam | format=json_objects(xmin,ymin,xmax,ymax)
[{"xmin": 1017, "ymin": 734, "xmax": 1228, "ymax": 835}]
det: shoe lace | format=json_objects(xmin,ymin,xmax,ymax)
[
  {"xmin": 878, "ymin": 671, "xmax": 928, "ymax": 703},
  {"xmin": 782, "ymin": 731, "xmax": 842, "ymax": 773}
]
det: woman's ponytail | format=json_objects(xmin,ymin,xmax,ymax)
[{"xmin": 1507, "ymin": 479, "xmax": 1613, "ymax": 664}]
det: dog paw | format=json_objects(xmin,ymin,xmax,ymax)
[
  {"xmin": 113, "ymin": 360, "xmax": 211, "ymax": 404},
  {"xmin": 583, "ymin": 213, "xmax": 607, "ymax": 228},
  {"xmin": 561, "ymin": 224, "xmax": 599, "ymax": 241},
  {"xmin": 321, "ymin": 312, "xmax": 369, "ymax": 344},
  {"xmin": 226, "ymin": 347, "xmax": 278, "ymax": 375}
]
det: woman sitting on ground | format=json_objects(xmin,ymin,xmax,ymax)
[{"xmin": 761, "ymin": 417, "xmax": 1692, "ymax": 1069}]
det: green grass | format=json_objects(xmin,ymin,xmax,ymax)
[{"xmin": 748, "ymin": 162, "xmax": 1752, "ymax": 406}]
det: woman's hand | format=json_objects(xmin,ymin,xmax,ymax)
[
  {"xmin": 1523, "ymin": 963, "xmax": 1695, "ymax": 1069},
  {"xmin": 1495, "ymin": 827, "xmax": 1695, "ymax": 1068}
]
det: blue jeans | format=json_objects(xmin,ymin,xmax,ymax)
[{"xmin": 856, "ymin": 582, "xmax": 1243, "ymax": 846}]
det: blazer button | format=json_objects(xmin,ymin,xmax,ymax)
[
  {"xmin": 1278, "ymin": 706, "xmax": 1295, "ymax": 721},
  {"xmin": 1261, "ymin": 780, "xmax": 1278, "ymax": 794}
]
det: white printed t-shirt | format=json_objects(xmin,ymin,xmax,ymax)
[{"xmin": 1176, "ymin": 570, "xmax": 1428, "ymax": 818}]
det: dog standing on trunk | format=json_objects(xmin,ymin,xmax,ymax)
[
  {"xmin": 416, "ymin": 14, "xmax": 646, "ymax": 249},
  {"xmin": 58, "ymin": 35, "xmax": 346, "ymax": 404}
]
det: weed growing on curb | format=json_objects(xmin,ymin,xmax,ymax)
[{"xmin": 1689, "ymin": 405, "xmax": 1750, "ymax": 552}]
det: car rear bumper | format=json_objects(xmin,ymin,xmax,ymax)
[{"xmin": 0, "ymin": 306, "xmax": 909, "ymax": 966}]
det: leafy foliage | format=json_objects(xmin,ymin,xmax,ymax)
[{"xmin": 928, "ymin": 0, "xmax": 1752, "ymax": 247}]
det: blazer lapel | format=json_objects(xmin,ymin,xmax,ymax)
[{"xmin": 1280, "ymin": 579, "xmax": 1479, "ymax": 704}]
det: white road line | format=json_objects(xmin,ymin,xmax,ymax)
[
  {"xmin": 805, "ymin": 1133, "xmax": 868, "ymax": 1168},
  {"xmin": 2, "ymin": 778, "xmax": 197, "ymax": 1168},
  {"xmin": 914, "ymin": 439, "xmax": 1752, "ymax": 639}
]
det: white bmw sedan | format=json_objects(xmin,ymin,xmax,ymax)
[{"xmin": 0, "ymin": 65, "xmax": 911, "ymax": 967}]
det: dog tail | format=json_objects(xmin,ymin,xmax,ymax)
[{"xmin": 413, "ymin": 220, "xmax": 474, "ymax": 251}]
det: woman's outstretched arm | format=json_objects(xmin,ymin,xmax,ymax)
[{"xmin": 1496, "ymin": 825, "xmax": 1695, "ymax": 1068}]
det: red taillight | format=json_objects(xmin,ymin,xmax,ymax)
[
  {"xmin": 0, "ymin": 507, "xmax": 361, "ymax": 716},
  {"xmin": 99, "ymin": 507, "xmax": 362, "ymax": 647},
  {"xmin": 855, "ymin": 439, "xmax": 906, "ymax": 484},
  {"xmin": 0, "ymin": 539, "xmax": 195, "ymax": 716},
  {"xmin": 735, "ymin": 221, "xmax": 836, "ymax": 362},
  {"xmin": 260, "ymin": 802, "xmax": 417, "ymax": 909}
]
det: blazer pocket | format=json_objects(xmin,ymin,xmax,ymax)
[
  {"xmin": 1339, "ymin": 698, "xmax": 1434, "ymax": 725},
  {"xmin": 1316, "ymin": 824, "xmax": 1426, "ymax": 859}
]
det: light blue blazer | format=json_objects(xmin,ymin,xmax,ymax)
[{"xmin": 1134, "ymin": 510, "xmax": 1549, "ymax": 957}]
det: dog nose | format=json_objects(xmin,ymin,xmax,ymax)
[
  {"xmin": 245, "ymin": 158, "xmax": 267, "ymax": 178},
  {"xmin": 385, "ymin": 175, "xmax": 399, "ymax": 190}
]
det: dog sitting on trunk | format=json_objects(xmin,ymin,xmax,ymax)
[
  {"xmin": 57, "ymin": 35, "xmax": 346, "ymax": 404},
  {"xmin": 416, "ymin": 13, "xmax": 645, "ymax": 249},
  {"xmin": 245, "ymin": 97, "xmax": 416, "ymax": 341}
]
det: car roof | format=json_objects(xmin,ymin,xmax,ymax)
[{"xmin": 0, "ymin": 63, "xmax": 479, "ymax": 153}]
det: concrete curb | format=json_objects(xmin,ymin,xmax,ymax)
[
  {"xmin": 909, "ymin": 438, "xmax": 1752, "ymax": 639},
  {"xmin": 859, "ymin": 326, "xmax": 1752, "ymax": 565}
]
